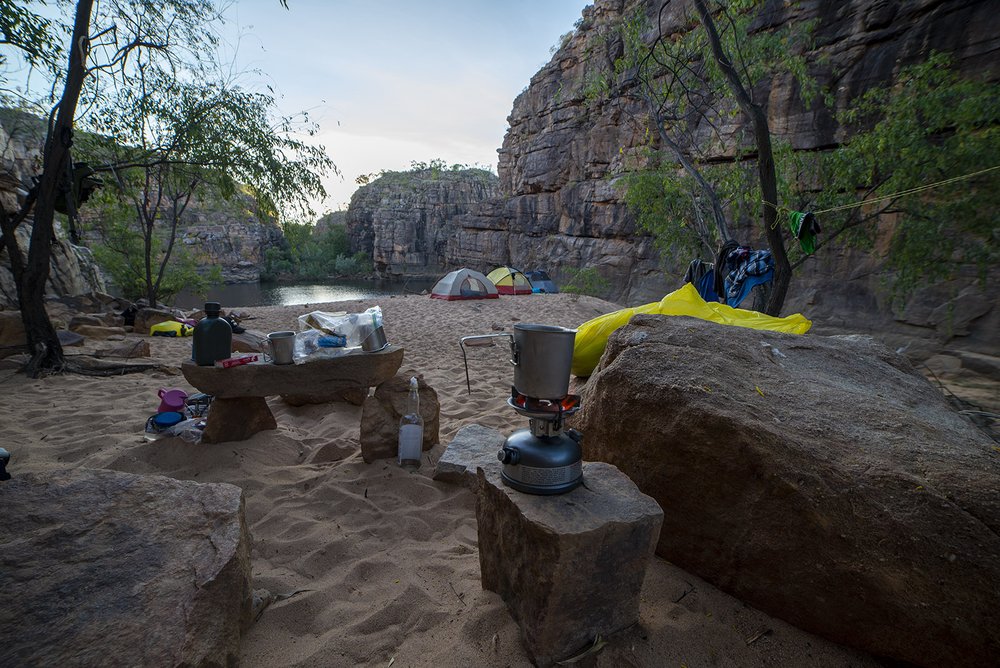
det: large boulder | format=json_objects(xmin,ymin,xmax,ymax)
[
  {"xmin": 576, "ymin": 314, "xmax": 1000, "ymax": 667},
  {"xmin": 0, "ymin": 468, "xmax": 253, "ymax": 666}
]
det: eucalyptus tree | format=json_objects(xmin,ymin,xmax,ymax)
[
  {"xmin": 84, "ymin": 62, "xmax": 333, "ymax": 306},
  {"xmin": 0, "ymin": 0, "xmax": 334, "ymax": 375},
  {"xmin": 588, "ymin": 0, "xmax": 820, "ymax": 314}
]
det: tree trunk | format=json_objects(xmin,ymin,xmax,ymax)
[
  {"xmin": 18, "ymin": 0, "xmax": 94, "ymax": 376},
  {"xmin": 694, "ymin": 0, "xmax": 791, "ymax": 315}
]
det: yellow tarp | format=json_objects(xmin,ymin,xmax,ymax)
[{"xmin": 572, "ymin": 282, "xmax": 812, "ymax": 377}]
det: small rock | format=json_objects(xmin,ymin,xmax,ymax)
[
  {"xmin": 360, "ymin": 373, "xmax": 440, "ymax": 463},
  {"xmin": 433, "ymin": 424, "xmax": 505, "ymax": 489},
  {"xmin": 95, "ymin": 339, "xmax": 151, "ymax": 358}
]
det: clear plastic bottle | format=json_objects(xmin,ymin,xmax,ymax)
[{"xmin": 398, "ymin": 377, "xmax": 424, "ymax": 469}]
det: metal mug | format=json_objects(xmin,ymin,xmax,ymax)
[
  {"xmin": 361, "ymin": 324, "xmax": 389, "ymax": 352},
  {"xmin": 267, "ymin": 331, "xmax": 296, "ymax": 365}
]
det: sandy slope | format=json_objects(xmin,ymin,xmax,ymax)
[{"xmin": 1, "ymin": 293, "xmax": 878, "ymax": 667}]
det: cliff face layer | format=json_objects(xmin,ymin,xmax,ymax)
[
  {"xmin": 174, "ymin": 194, "xmax": 284, "ymax": 284},
  {"xmin": 346, "ymin": 168, "xmax": 499, "ymax": 277},
  {"xmin": 0, "ymin": 122, "xmax": 107, "ymax": 308}
]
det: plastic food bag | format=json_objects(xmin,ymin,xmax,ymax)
[
  {"xmin": 293, "ymin": 329, "xmax": 350, "ymax": 362},
  {"xmin": 297, "ymin": 306, "xmax": 382, "ymax": 348}
]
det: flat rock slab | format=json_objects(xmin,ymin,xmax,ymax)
[
  {"xmin": 477, "ymin": 462, "xmax": 662, "ymax": 667},
  {"xmin": 578, "ymin": 315, "xmax": 1000, "ymax": 666},
  {"xmin": 181, "ymin": 344, "xmax": 404, "ymax": 398},
  {"xmin": 0, "ymin": 468, "xmax": 252, "ymax": 667},
  {"xmin": 433, "ymin": 423, "xmax": 505, "ymax": 489}
]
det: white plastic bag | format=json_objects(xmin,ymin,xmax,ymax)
[{"xmin": 297, "ymin": 306, "xmax": 382, "ymax": 348}]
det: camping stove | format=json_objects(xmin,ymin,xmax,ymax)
[
  {"xmin": 460, "ymin": 323, "xmax": 583, "ymax": 496},
  {"xmin": 499, "ymin": 388, "xmax": 583, "ymax": 495}
]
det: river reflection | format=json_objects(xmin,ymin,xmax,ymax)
[{"xmin": 173, "ymin": 278, "xmax": 435, "ymax": 309}]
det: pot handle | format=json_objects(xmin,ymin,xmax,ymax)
[{"xmin": 459, "ymin": 333, "xmax": 514, "ymax": 395}]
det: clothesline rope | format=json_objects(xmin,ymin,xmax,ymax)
[{"xmin": 763, "ymin": 163, "xmax": 1000, "ymax": 219}]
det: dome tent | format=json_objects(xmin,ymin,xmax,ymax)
[
  {"xmin": 524, "ymin": 270, "xmax": 558, "ymax": 294},
  {"xmin": 486, "ymin": 266, "xmax": 533, "ymax": 295},
  {"xmin": 430, "ymin": 268, "xmax": 499, "ymax": 300}
]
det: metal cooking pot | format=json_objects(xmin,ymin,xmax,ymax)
[
  {"xmin": 460, "ymin": 323, "xmax": 577, "ymax": 400},
  {"xmin": 510, "ymin": 323, "xmax": 576, "ymax": 399}
]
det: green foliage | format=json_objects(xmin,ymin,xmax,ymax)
[
  {"xmin": 261, "ymin": 222, "xmax": 369, "ymax": 282},
  {"xmin": 0, "ymin": 0, "xmax": 64, "ymax": 91},
  {"xmin": 623, "ymin": 153, "xmax": 761, "ymax": 257},
  {"xmin": 598, "ymin": 1, "xmax": 997, "ymax": 303},
  {"xmin": 799, "ymin": 53, "xmax": 1000, "ymax": 297},
  {"xmin": 53, "ymin": 0, "xmax": 336, "ymax": 305},
  {"xmin": 88, "ymin": 191, "xmax": 219, "ymax": 302},
  {"xmin": 561, "ymin": 267, "xmax": 610, "ymax": 298}
]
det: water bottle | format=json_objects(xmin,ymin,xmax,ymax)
[
  {"xmin": 192, "ymin": 302, "xmax": 233, "ymax": 366},
  {"xmin": 398, "ymin": 377, "xmax": 424, "ymax": 469}
]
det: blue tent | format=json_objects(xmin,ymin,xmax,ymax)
[{"xmin": 524, "ymin": 270, "xmax": 558, "ymax": 294}]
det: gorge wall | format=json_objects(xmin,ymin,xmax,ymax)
[
  {"xmin": 0, "ymin": 123, "xmax": 106, "ymax": 308},
  {"xmin": 349, "ymin": 0, "xmax": 999, "ymax": 372},
  {"xmin": 347, "ymin": 168, "xmax": 499, "ymax": 277}
]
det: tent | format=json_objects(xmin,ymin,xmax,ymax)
[
  {"xmin": 486, "ymin": 266, "xmax": 533, "ymax": 295},
  {"xmin": 524, "ymin": 270, "xmax": 558, "ymax": 294},
  {"xmin": 430, "ymin": 268, "xmax": 499, "ymax": 300}
]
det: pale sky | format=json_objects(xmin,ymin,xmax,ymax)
[{"xmin": 217, "ymin": 1, "xmax": 592, "ymax": 214}]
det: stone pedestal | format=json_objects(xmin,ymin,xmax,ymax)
[{"xmin": 476, "ymin": 462, "xmax": 662, "ymax": 667}]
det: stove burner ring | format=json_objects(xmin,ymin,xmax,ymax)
[{"xmin": 507, "ymin": 392, "xmax": 580, "ymax": 421}]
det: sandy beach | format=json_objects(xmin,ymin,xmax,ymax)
[{"xmin": 2, "ymin": 293, "xmax": 880, "ymax": 667}]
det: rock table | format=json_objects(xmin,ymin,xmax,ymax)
[
  {"xmin": 476, "ymin": 461, "xmax": 663, "ymax": 667},
  {"xmin": 181, "ymin": 345, "xmax": 404, "ymax": 443}
]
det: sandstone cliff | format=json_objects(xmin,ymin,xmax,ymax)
[
  {"xmin": 173, "ymin": 192, "xmax": 284, "ymax": 284},
  {"xmin": 346, "ymin": 168, "xmax": 499, "ymax": 277},
  {"xmin": 0, "ymin": 120, "xmax": 107, "ymax": 308}
]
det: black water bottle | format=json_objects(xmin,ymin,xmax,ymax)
[{"xmin": 192, "ymin": 302, "xmax": 232, "ymax": 366}]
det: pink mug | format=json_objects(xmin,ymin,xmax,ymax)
[{"xmin": 157, "ymin": 388, "xmax": 188, "ymax": 413}]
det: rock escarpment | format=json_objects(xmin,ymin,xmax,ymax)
[
  {"xmin": 175, "ymin": 193, "xmax": 285, "ymax": 283},
  {"xmin": 346, "ymin": 168, "xmax": 499, "ymax": 277},
  {"xmin": 0, "ymin": 120, "xmax": 107, "ymax": 308},
  {"xmin": 489, "ymin": 0, "xmax": 999, "ymax": 305}
]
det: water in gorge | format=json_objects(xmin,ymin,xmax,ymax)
[{"xmin": 172, "ymin": 278, "xmax": 436, "ymax": 309}]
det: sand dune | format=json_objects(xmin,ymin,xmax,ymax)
[{"xmin": 2, "ymin": 293, "xmax": 878, "ymax": 666}]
